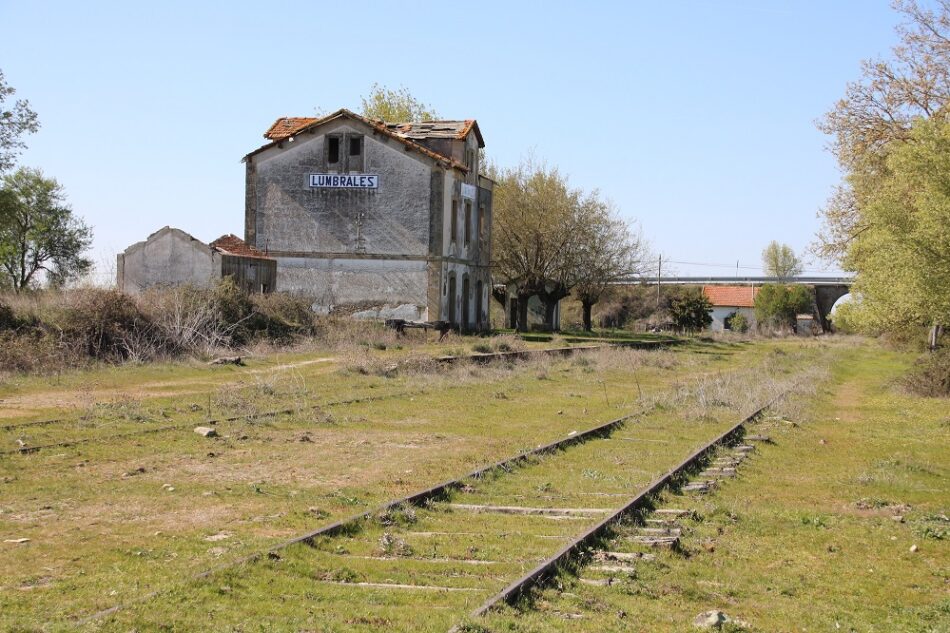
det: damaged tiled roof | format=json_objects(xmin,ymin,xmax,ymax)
[
  {"xmin": 386, "ymin": 120, "xmax": 484, "ymax": 148},
  {"xmin": 247, "ymin": 109, "xmax": 476, "ymax": 171},
  {"xmin": 703, "ymin": 285, "xmax": 760, "ymax": 308},
  {"xmin": 263, "ymin": 117, "xmax": 320, "ymax": 142},
  {"xmin": 210, "ymin": 234, "xmax": 274, "ymax": 260}
]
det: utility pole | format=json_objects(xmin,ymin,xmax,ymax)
[{"xmin": 656, "ymin": 254, "xmax": 661, "ymax": 309}]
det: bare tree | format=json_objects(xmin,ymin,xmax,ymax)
[{"xmin": 573, "ymin": 209, "xmax": 646, "ymax": 331}]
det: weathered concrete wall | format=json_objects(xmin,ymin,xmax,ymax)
[
  {"xmin": 250, "ymin": 120, "xmax": 432, "ymax": 257},
  {"xmin": 277, "ymin": 256, "xmax": 428, "ymax": 320},
  {"xmin": 117, "ymin": 227, "xmax": 217, "ymax": 294},
  {"xmin": 245, "ymin": 114, "xmax": 491, "ymax": 329}
]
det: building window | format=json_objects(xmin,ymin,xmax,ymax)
[
  {"xmin": 478, "ymin": 204, "xmax": 485, "ymax": 238},
  {"xmin": 349, "ymin": 136, "xmax": 362, "ymax": 157},
  {"xmin": 328, "ymin": 136, "xmax": 340, "ymax": 164},
  {"xmin": 464, "ymin": 201, "xmax": 472, "ymax": 246},
  {"xmin": 451, "ymin": 199, "xmax": 458, "ymax": 244}
]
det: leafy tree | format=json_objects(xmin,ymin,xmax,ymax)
[
  {"xmin": 761, "ymin": 241, "xmax": 802, "ymax": 280},
  {"xmin": 491, "ymin": 160, "xmax": 586, "ymax": 331},
  {"xmin": 841, "ymin": 118, "xmax": 950, "ymax": 340},
  {"xmin": 816, "ymin": 1, "xmax": 950, "ymax": 346},
  {"xmin": 0, "ymin": 69, "xmax": 40, "ymax": 174},
  {"xmin": 0, "ymin": 167, "xmax": 93, "ymax": 291},
  {"xmin": 360, "ymin": 84, "xmax": 439, "ymax": 123},
  {"xmin": 668, "ymin": 288, "xmax": 712, "ymax": 332},
  {"xmin": 753, "ymin": 284, "xmax": 813, "ymax": 329}
]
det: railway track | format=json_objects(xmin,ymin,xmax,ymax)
[
  {"xmin": 464, "ymin": 395, "xmax": 781, "ymax": 623},
  {"xmin": 2, "ymin": 340, "xmax": 675, "ymax": 456},
  {"xmin": 86, "ymin": 379, "xmax": 791, "ymax": 631}
]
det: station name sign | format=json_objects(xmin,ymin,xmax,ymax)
[{"xmin": 309, "ymin": 173, "xmax": 379, "ymax": 189}]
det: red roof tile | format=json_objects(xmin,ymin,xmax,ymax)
[
  {"xmin": 703, "ymin": 285, "xmax": 759, "ymax": 308},
  {"xmin": 247, "ymin": 109, "xmax": 472, "ymax": 172},
  {"xmin": 264, "ymin": 117, "xmax": 320, "ymax": 141},
  {"xmin": 210, "ymin": 234, "xmax": 274, "ymax": 260}
]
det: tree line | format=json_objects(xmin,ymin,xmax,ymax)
[
  {"xmin": 359, "ymin": 88, "xmax": 647, "ymax": 332},
  {"xmin": 816, "ymin": 0, "xmax": 950, "ymax": 349},
  {"xmin": 0, "ymin": 70, "xmax": 92, "ymax": 291}
]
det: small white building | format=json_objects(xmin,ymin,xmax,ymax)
[{"xmin": 703, "ymin": 285, "xmax": 758, "ymax": 332}]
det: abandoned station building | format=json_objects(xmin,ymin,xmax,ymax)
[
  {"xmin": 243, "ymin": 108, "xmax": 492, "ymax": 330},
  {"xmin": 117, "ymin": 227, "xmax": 277, "ymax": 295}
]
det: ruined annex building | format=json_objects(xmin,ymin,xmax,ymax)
[
  {"xmin": 117, "ymin": 227, "xmax": 277, "ymax": 295},
  {"xmin": 243, "ymin": 108, "xmax": 492, "ymax": 330}
]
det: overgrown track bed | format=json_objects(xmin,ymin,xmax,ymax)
[
  {"xmin": 465, "ymin": 397, "xmax": 780, "ymax": 623},
  {"xmin": 0, "ymin": 339, "xmax": 833, "ymax": 630},
  {"xmin": 88, "ymin": 368, "xmax": 812, "ymax": 632},
  {"xmin": 1, "ymin": 341, "xmax": 676, "ymax": 454}
]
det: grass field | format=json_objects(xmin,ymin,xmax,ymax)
[
  {"xmin": 0, "ymin": 335, "xmax": 945, "ymax": 632},
  {"xmin": 480, "ymin": 343, "xmax": 950, "ymax": 632}
]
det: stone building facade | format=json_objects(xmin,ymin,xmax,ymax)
[
  {"xmin": 117, "ymin": 227, "xmax": 276, "ymax": 295},
  {"xmin": 243, "ymin": 109, "xmax": 492, "ymax": 330}
]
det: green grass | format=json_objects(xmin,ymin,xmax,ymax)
[
  {"xmin": 1, "ymin": 336, "xmax": 911, "ymax": 632},
  {"xmin": 480, "ymin": 342, "xmax": 950, "ymax": 632}
]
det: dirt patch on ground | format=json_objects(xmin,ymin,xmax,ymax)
[{"xmin": 0, "ymin": 357, "xmax": 336, "ymax": 419}]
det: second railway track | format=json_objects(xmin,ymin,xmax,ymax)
[{"xmin": 2, "ymin": 340, "xmax": 676, "ymax": 455}]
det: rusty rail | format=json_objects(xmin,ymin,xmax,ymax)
[
  {"xmin": 463, "ymin": 393, "xmax": 785, "ymax": 623},
  {"xmin": 3, "ymin": 340, "xmax": 675, "ymax": 455},
  {"xmin": 80, "ymin": 405, "xmax": 645, "ymax": 624}
]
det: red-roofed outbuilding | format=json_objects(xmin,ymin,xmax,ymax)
[{"xmin": 702, "ymin": 285, "xmax": 759, "ymax": 332}]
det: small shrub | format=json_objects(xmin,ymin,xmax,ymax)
[
  {"xmin": 669, "ymin": 289, "xmax": 713, "ymax": 332},
  {"xmin": 248, "ymin": 292, "xmax": 315, "ymax": 343},
  {"xmin": 0, "ymin": 302, "xmax": 18, "ymax": 330},
  {"xmin": 900, "ymin": 349, "xmax": 950, "ymax": 397},
  {"xmin": 54, "ymin": 289, "xmax": 161, "ymax": 362},
  {"xmin": 728, "ymin": 312, "xmax": 750, "ymax": 333}
]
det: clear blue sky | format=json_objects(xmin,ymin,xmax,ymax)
[{"xmin": 1, "ymin": 0, "xmax": 909, "ymax": 280}]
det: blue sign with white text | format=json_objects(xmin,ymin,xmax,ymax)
[{"xmin": 309, "ymin": 174, "xmax": 379, "ymax": 189}]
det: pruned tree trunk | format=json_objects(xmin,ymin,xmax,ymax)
[
  {"xmin": 516, "ymin": 297, "xmax": 529, "ymax": 333},
  {"xmin": 582, "ymin": 300, "xmax": 594, "ymax": 332},
  {"xmin": 929, "ymin": 323, "xmax": 943, "ymax": 351},
  {"xmin": 543, "ymin": 299, "xmax": 558, "ymax": 332},
  {"xmin": 491, "ymin": 285, "xmax": 507, "ymax": 307}
]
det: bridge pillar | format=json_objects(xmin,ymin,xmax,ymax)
[{"xmin": 814, "ymin": 285, "xmax": 851, "ymax": 331}]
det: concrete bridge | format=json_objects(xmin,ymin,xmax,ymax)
[{"xmin": 614, "ymin": 275, "xmax": 853, "ymax": 331}]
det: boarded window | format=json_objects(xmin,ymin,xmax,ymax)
[
  {"xmin": 478, "ymin": 205, "xmax": 485, "ymax": 238},
  {"xmin": 328, "ymin": 137, "xmax": 340, "ymax": 164}
]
